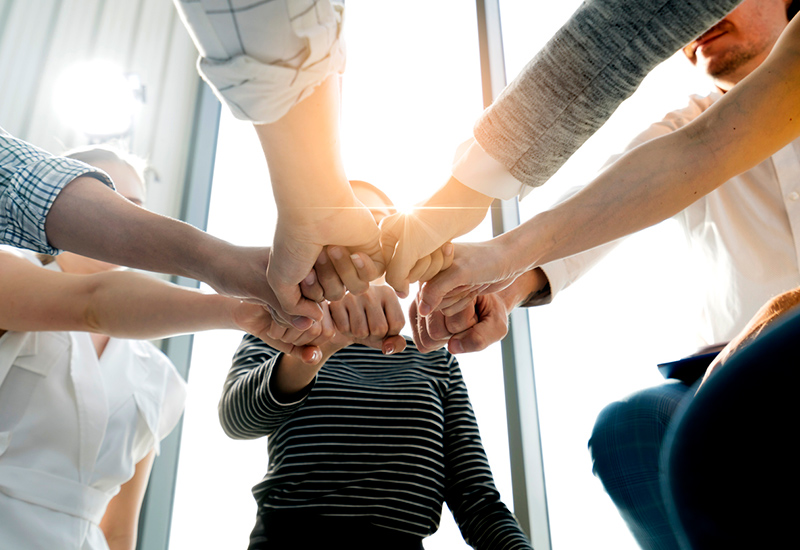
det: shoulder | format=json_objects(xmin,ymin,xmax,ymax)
[{"xmin": 660, "ymin": 92, "xmax": 722, "ymax": 130}]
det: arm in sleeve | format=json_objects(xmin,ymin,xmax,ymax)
[
  {"xmin": 174, "ymin": 0, "xmax": 346, "ymax": 124},
  {"xmin": 442, "ymin": 358, "xmax": 533, "ymax": 550},
  {"xmin": 219, "ymin": 333, "xmax": 314, "ymax": 439},
  {"xmin": 528, "ymin": 94, "xmax": 714, "ymax": 301},
  {"xmin": 0, "ymin": 129, "xmax": 112, "ymax": 254},
  {"xmin": 471, "ymin": 0, "xmax": 742, "ymax": 193}
]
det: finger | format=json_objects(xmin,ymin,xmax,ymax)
[
  {"xmin": 287, "ymin": 344, "xmax": 324, "ymax": 365},
  {"xmin": 407, "ymin": 255, "xmax": 433, "ymax": 285},
  {"xmin": 408, "ymin": 300, "xmax": 440, "ymax": 353},
  {"xmin": 364, "ymin": 295, "xmax": 390, "ymax": 340},
  {"xmin": 382, "ymin": 334, "xmax": 407, "ymax": 355},
  {"xmin": 381, "ymin": 214, "xmax": 417, "ymax": 297},
  {"xmin": 329, "ymin": 298, "xmax": 351, "ymax": 335},
  {"xmin": 440, "ymin": 295, "xmax": 479, "ymax": 317},
  {"xmin": 314, "ymin": 249, "xmax": 347, "ymax": 302},
  {"xmin": 443, "ymin": 303, "xmax": 479, "ymax": 334},
  {"xmin": 381, "ymin": 288, "xmax": 407, "ymax": 337},
  {"xmin": 346, "ymin": 297, "xmax": 370, "ymax": 339},
  {"xmin": 308, "ymin": 303, "xmax": 336, "ymax": 346},
  {"xmin": 267, "ymin": 247, "xmax": 325, "ymax": 326},
  {"xmin": 410, "ymin": 243, "xmax": 455, "ymax": 285},
  {"xmin": 410, "ymin": 300, "xmax": 448, "ymax": 353},
  {"xmin": 299, "ymin": 269, "xmax": 325, "ymax": 303},
  {"xmin": 250, "ymin": 329, "xmax": 323, "ymax": 365},
  {"xmin": 449, "ymin": 300, "xmax": 509, "ymax": 354},
  {"xmin": 424, "ymin": 309, "xmax": 453, "ymax": 341},
  {"xmin": 327, "ymin": 246, "xmax": 371, "ymax": 295},
  {"xmin": 440, "ymin": 242, "xmax": 454, "ymax": 272}
]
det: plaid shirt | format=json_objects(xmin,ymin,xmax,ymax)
[
  {"xmin": 0, "ymin": 128, "xmax": 113, "ymax": 254},
  {"xmin": 174, "ymin": 0, "xmax": 345, "ymax": 124}
]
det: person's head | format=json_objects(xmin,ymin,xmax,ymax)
[
  {"xmin": 682, "ymin": 0, "xmax": 795, "ymax": 92},
  {"xmin": 349, "ymin": 180, "xmax": 396, "ymax": 225},
  {"xmin": 54, "ymin": 146, "xmax": 148, "ymax": 274}
]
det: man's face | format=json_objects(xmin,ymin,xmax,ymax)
[{"xmin": 683, "ymin": 0, "xmax": 790, "ymax": 90}]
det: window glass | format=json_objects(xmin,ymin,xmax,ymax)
[
  {"xmin": 499, "ymin": 1, "xmax": 713, "ymax": 548},
  {"xmin": 170, "ymin": 2, "xmax": 513, "ymax": 549}
]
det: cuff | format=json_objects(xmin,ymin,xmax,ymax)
[
  {"xmin": 182, "ymin": 1, "xmax": 346, "ymax": 124},
  {"xmin": 265, "ymin": 356, "xmax": 316, "ymax": 406},
  {"xmin": 536, "ymin": 260, "xmax": 571, "ymax": 304},
  {"xmin": 452, "ymin": 138, "xmax": 533, "ymax": 201},
  {"xmin": 4, "ymin": 157, "xmax": 113, "ymax": 255}
]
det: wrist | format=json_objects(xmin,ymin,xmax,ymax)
[{"xmin": 423, "ymin": 176, "xmax": 494, "ymax": 210}]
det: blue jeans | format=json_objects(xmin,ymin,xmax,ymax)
[{"xmin": 589, "ymin": 381, "xmax": 692, "ymax": 550}]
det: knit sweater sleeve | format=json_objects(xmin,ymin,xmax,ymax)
[
  {"xmin": 443, "ymin": 359, "xmax": 533, "ymax": 549},
  {"xmin": 218, "ymin": 333, "xmax": 314, "ymax": 440},
  {"xmin": 473, "ymin": 0, "xmax": 742, "ymax": 190}
]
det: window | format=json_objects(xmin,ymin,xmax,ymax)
[{"xmin": 169, "ymin": 2, "xmax": 513, "ymax": 549}]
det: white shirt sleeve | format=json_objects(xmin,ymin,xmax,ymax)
[
  {"xmin": 451, "ymin": 138, "xmax": 533, "ymax": 201},
  {"xmin": 174, "ymin": 0, "xmax": 346, "ymax": 124}
]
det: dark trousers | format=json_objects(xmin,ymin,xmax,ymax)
[
  {"xmin": 248, "ymin": 510, "xmax": 425, "ymax": 550},
  {"xmin": 662, "ymin": 307, "xmax": 800, "ymax": 548}
]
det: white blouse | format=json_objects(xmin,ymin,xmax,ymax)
[{"xmin": 0, "ymin": 252, "xmax": 187, "ymax": 549}]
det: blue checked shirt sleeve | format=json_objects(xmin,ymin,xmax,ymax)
[{"xmin": 0, "ymin": 128, "xmax": 113, "ymax": 254}]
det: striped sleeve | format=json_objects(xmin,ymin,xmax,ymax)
[
  {"xmin": 443, "ymin": 362, "xmax": 533, "ymax": 550},
  {"xmin": 218, "ymin": 333, "xmax": 315, "ymax": 440},
  {"xmin": 0, "ymin": 128, "xmax": 113, "ymax": 254}
]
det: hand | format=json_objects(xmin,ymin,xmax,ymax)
[
  {"xmin": 230, "ymin": 300, "xmax": 335, "ymax": 365},
  {"xmin": 411, "ymin": 267, "xmax": 544, "ymax": 353},
  {"xmin": 299, "ymin": 245, "xmax": 383, "ymax": 303},
  {"xmin": 268, "ymin": 195, "xmax": 385, "ymax": 322},
  {"xmin": 381, "ymin": 176, "xmax": 493, "ymax": 296},
  {"xmin": 417, "ymin": 239, "xmax": 524, "ymax": 317},
  {"xmin": 410, "ymin": 292, "xmax": 512, "ymax": 355},
  {"xmin": 327, "ymin": 284, "xmax": 407, "ymax": 355}
]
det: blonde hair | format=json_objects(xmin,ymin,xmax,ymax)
[{"xmin": 63, "ymin": 145, "xmax": 148, "ymax": 189}]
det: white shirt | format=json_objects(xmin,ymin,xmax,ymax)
[
  {"xmin": 0, "ymin": 252, "xmax": 187, "ymax": 550},
  {"xmin": 536, "ymin": 93, "xmax": 800, "ymax": 346}
]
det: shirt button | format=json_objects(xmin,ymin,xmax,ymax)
[{"xmin": 789, "ymin": 191, "xmax": 800, "ymax": 201}]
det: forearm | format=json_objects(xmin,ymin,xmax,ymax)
[
  {"xmin": 270, "ymin": 342, "xmax": 343, "ymax": 399},
  {"xmin": 474, "ymin": 0, "xmax": 743, "ymax": 188},
  {"xmin": 254, "ymin": 75, "xmax": 351, "ymax": 214},
  {"xmin": 86, "ymin": 271, "xmax": 240, "ymax": 339},
  {"xmin": 46, "ymin": 177, "xmax": 232, "ymax": 282}
]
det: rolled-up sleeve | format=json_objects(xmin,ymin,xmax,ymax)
[
  {"xmin": 174, "ymin": 0, "xmax": 346, "ymax": 124},
  {"xmin": 0, "ymin": 129, "xmax": 113, "ymax": 254}
]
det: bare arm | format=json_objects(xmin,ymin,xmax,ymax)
[
  {"xmin": 256, "ymin": 76, "xmax": 385, "ymax": 319},
  {"xmin": 99, "ymin": 450, "xmax": 155, "ymax": 550},
  {"xmin": 45, "ymin": 177, "xmax": 281, "ymax": 308},
  {"xmin": 420, "ymin": 16, "xmax": 800, "ymax": 314},
  {"xmin": 0, "ymin": 249, "xmax": 325, "ymax": 364}
]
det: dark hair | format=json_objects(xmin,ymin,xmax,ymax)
[{"xmin": 790, "ymin": 0, "xmax": 799, "ymax": 20}]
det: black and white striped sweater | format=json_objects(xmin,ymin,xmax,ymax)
[{"xmin": 219, "ymin": 334, "xmax": 532, "ymax": 550}]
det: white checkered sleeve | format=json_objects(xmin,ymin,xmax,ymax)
[
  {"xmin": 175, "ymin": 0, "xmax": 346, "ymax": 124},
  {"xmin": 0, "ymin": 129, "xmax": 113, "ymax": 254}
]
